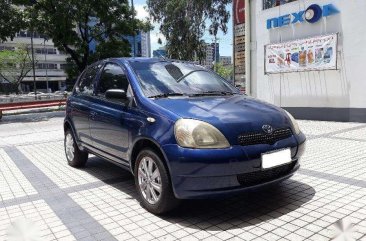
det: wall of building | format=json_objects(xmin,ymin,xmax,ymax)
[
  {"xmin": 124, "ymin": 32, "xmax": 151, "ymax": 57},
  {"xmin": 0, "ymin": 33, "xmax": 68, "ymax": 92},
  {"xmin": 203, "ymin": 43, "xmax": 220, "ymax": 68},
  {"xmin": 250, "ymin": 0, "xmax": 366, "ymax": 122},
  {"xmin": 140, "ymin": 32, "xmax": 151, "ymax": 58},
  {"xmin": 153, "ymin": 48, "xmax": 167, "ymax": 58},
  {"xmin": 220, "ymin": 56, "xmax": 232, "ymax": 66}
]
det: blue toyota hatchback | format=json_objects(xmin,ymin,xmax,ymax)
[{"xmin": 64, "ymin": 58, "xmax": 306, "ymax": 214}]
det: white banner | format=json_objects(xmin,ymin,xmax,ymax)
[{"xmin": 265, "ymin": 34, "xmax": 338, "ymax": 74}]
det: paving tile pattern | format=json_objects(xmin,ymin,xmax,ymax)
[
  {"xmin": 0, "ymin": 113, "xmax": 365, "ymax": 240},
  {"xmin": 0, "ymin": 200, "xmax": 76, "ymax": 241},
  {"xmin": 0, "ymin": 149, "xmax": 37, "ymax": 201},
  {"xmin": 18, "ymin": 142, "xmax": 126, "ymax": 189}
]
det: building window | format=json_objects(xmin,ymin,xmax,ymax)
[
  {"xmin": 17, "ymin": 31, "xmax": 47, "ymax": 39},
  {"xmin": 35, "ymin": 48, "xmax": 57, "ymax": 55},
  {"xmin": 37, "ymin": 63, "xmax": 58, "ymax": 70},
  {"xmin": 0, "ymin": 46, "xmax": 15, "ymax": 51},
  {"xmin": 60, "ymin": 64, "xmax": 69, "ymax": 70},
  {"xmin": 263, "ymin": 0, "xmax": 297, "ymax": 10}
]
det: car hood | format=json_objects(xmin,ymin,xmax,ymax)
[{"xmin": 153, "ymin": 95, "xmax": 294, "ymax": 145}]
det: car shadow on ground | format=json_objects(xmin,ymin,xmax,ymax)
[
  {"xmin": 83, "ymin": 157, "xmax": 315, "ymax": 231},
  {"xmin": 83, "ymin": 156, "xmax": 134, "ymax": 184},
  {"xmin": 163, "ymin": 180, "xmax": 315, "ymax": 230}
]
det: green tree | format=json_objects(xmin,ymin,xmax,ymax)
[
  {"xmin": 0, "ymin": 45, "xmax": 33, "ymax": 93},
  {"xmin": 64, "ymin": 38, "xmax": 133, "ymax": 80},
  {"xmin": 147, "ymin": 0, "xmax": 231, "ymax": 61},
  {"xmin": 0, "ymin": 1, "xmax": 24, "ymax": 42},
  {"xmin": 214, "ymin": 62, "xmax": 233, "ymax": 80},
  {"xmin": 17, "ymin": 0, "xmax": 151, "ymax": 76}
]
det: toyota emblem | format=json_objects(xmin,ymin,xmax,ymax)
[{"xmin": 262, "ymin": 125, "xmax": 273, "ymax": 134}]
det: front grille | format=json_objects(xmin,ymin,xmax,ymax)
[
  {"xmin": 238, "ymin": 128, "xmax": 292, "ymax": 146},
  {"xmin": 237, "ymin": 162, "xmax": 296, "ymax": 187}
]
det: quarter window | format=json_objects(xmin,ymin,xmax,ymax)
[{"xmin": 98, "ymin": 63, "xmax": 129, "ymax": 96}]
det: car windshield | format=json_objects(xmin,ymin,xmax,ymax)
[{"xmin": 129, "ymin": 61, "xmax": 239, "ymax": 98}]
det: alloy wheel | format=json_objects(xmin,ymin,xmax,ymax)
[
  {"xmin": 65, "ymin": 133, "xmax": 75, "ymax": 161},
  {"xmin": 137, "ymin": 156, "xmax": 162, "ymax": 204}
]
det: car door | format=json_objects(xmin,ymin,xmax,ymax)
[
  {"xmin": 89, "ymin": 62, "xmax": 132, "ymax": 164},
  {"xmin": 70, "ymin": 64, "xmax": 101, "ymax": 145}
]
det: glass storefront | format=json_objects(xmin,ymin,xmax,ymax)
[{"xmin": 263, "ymin": 0, "xmax": 297, "ymax": 10}]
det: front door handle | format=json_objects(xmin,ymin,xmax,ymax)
[{"xmin": 90, "ymin": 111, "xmax": 97, "ymax": 120}]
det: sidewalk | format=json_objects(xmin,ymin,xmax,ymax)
[{"xmin": 0, "ymin": 115, "xmax": 365, "ymax": 241}]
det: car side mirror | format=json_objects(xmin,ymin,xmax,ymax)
[{"xmin": 105, "ymin": 89, "xmax": 127, "ymax": 101}]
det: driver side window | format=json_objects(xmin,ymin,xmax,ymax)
[{"xmin": 98, "ymin": 63, "xmax": 129, "ymax": 97}]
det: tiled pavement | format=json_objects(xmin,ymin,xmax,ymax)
[{"xmin": 0, "ymin": 112, "xmax": 365, "ymax": 241}]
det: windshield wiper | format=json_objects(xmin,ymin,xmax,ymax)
[
  {"xmin": 176, "ymin": 70, "xmax": 206, "ymax": 83},
  {"xmin": 149, "ymin": 92, "xmax": 187, "ymax": 99},
  {"xmin": 189, "ymin": 91, "xmax": 235, "ymax": 97}
]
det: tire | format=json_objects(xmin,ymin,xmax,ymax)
[
  {"xmin": 134, "ymin": 148, "xmax": 180, "ymax": 214},
  {"xmin": 64, "ymin": 129, "xmax": 88, "ymax": 167}
]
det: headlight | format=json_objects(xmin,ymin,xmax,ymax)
[
  {"xmin": 284, "ymin": 110, "xmax": 301, "ymax": 135},
  {"xmin": 174, "ymin": 119, "xmax": 230, "ymax": 149}
]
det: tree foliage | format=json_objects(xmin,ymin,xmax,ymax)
[
  {"xmin": 0, "ymin": 1, "xmax": 24, "ymax": 42},
  {"xmin": 0, "ymin": 45, "xmax": 33, "ymax": 93},
  {"xmin": 214, "ymin": 62, "xmax": 233, "ymax": 80},
  {"xmin": 26, "ymin": 0, "xmax": 151, "ymax": 74},
  {"xmin": 147, "ymin": 0, "xmax": 231, "ymax": 61},
  {"xmin": 1, "ymin": 0, "xmax": 151, "ymax": 79}
]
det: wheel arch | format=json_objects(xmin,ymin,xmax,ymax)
[
  {"xmin": 129, "ymin": 137, "xmax": 171, "ymax": 176},
  {"xmin": 63, "ymin": 119, "xmax": 84, "ymax": 150},
  {"xmin": 63, "ymin": 120, "xmax": 72, "ymax": 133}
]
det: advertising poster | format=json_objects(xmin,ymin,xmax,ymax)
[
  {"xmin": 265, "ymin": 34, "xmax": 338, "ymax": 74},
  {"xmin": 233, "ymin": 0, "xmax": 246, "ymax": 91},
  {"xmin": 234, "ymin": 0, "xmax": 245, "ymax": 25}
]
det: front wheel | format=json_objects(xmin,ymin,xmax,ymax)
[
  {"xmin": 64, "ymin": 129, "xmax": 88, "ymax": 167},
  {"xmin": 134, "ymin": 149, "xmax": 180, "ymax": 214}
]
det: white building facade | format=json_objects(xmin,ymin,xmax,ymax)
[
  {"xmin": 202, "ymin": 43, "xmax": 220, "ymax": 68},
  {"xmin": 140, "ymin": 32, "xmax": 151, "ymax": 58},
  {"xmin": 248, "ymin": 0, "xmax": 366, "ymax": 122},
  {"xmin": 220, "ymin": 56, "xmax": 232, "ymax": 66},
  {"xmin": 0, "ymin": 31, "xmax": 69, "ymax": 92}
]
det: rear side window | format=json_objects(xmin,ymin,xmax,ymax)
[
  {"xmin": 98, "ymin": 63, "xmax": 129, "ymax": 96},
  {"xmin": 77, "ymin": 64, "xmax": 101, "ymax": 95}
]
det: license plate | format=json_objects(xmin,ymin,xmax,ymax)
[{"xmin": 261, "ymin": 148, "xmax": 292, "ymax": 169}]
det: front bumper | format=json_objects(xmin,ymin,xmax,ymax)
[{"xmin": 162, "ymin": 133, "xmax": 306, "ymax": 199}]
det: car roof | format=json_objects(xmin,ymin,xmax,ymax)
[
  {"xmin": 114, "ymin": 57, "xmax": 204, "ymax": 67},
  {"xmin": 86, "ymin": 57, "xmax": 206, "ymax": 71}
]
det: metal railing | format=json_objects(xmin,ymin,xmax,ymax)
[{"xmin": 0, "ymin": 94, "xmax": 67, "ymax": 120}]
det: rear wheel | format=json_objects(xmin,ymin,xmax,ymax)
[
  {"xmin": 64, "ymin": 129, "xmax": 88, "ymax": 167},
  {"xmin": 134, "ymin": 148, "xmax": 180, "ymax": 214}
]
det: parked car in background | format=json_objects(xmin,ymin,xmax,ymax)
[
  {"xmin": 64, "ymin": 58, "xmax": 306, "ymax": 214},
  {"xmin": 27, "ymin": 91, "xmax": 46, "ymax": 96},
  {"xmin": 54, "ymin": 91, "xmax": 70, "ymax": 97}
]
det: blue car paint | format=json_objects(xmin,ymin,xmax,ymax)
[{"xmin": 65, "ymin": 58, "xmax": 306, "ymax": 199}]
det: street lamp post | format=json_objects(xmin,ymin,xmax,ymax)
[
  {"xmin": 44, "ymin": 39, "xmax": 49, "ymax": 93},
  {"xmin": 131, "ymin": 0, "xmax": 136, "ymax": 57},
  {"xmin": 30, "ymin": 0, "xmax": 37, "ymax": 99},
  {"xmin": 214, "ymin": 36, "xmax": 217, "ymax": 72},
  {"xmin": 212, "ymin": 36, "xmax": 219, "ymax": 72},
  {"xmin": 30, "ymin": 31, "xmax": 37, "ymax": 99}
]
